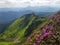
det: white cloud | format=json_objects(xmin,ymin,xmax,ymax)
[{"xmin": 0, "ymin": 0, "xmax": 60, "ymax": 8}]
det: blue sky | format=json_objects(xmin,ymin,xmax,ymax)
[{"xmin": 0, "ymin": 0, "xmax": 60, "ymax": 8}]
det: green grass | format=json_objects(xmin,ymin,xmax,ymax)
[
  {"xmin": 0, "ymin": 41, "xmax": 12, "ymax": 45},
  {"xmin": 0, "ymin": 14, "xmax": 36, "ymax": 39},
  {"xmin": 18, "ymin": 18, "xmax": 48, "ymax": 45}
]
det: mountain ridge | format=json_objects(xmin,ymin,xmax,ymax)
[{"xmin": 0, "ymin": 11, "xmax": 60, "ymax": 45}]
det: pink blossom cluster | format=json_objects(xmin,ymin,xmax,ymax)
[{"xmin": 22, "ymin": 14, "xmax": 60, "ymax": 45}]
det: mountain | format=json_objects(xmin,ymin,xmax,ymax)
[
  {"xmin": 0, "ymin": 11, "xmax": 60, "ymax": 45},
  {"xmin": 0, "ymin": 10, "xmax": 54, "ymax": 33},
  {"xmin": 0, "ymin": 13, "xmax": 36, "ymax": 39},
  {"xmin": 0, "ymin": 6, "xmax": 60, "ymax": 12},
  {"xmin": 35, "ymin": 12, "xmax": 54, "ymax": 17},
  {"xmin": 0, "ymin": 13, "xmax": 47, "ymax": 45},
  {"xmin": 0, "ymin": 10, "xmax": 32, "ymax": 32},
  {"xmin": 29, "ymin": 6, "xmax": 58, "ymax": 12}
]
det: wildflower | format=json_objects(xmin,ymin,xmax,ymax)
[
  {"xmin": 53, "ymin": 15, "xmax": 57, "ymax": 19},
  {"xmin": 57, "ymin": 17, "xmax": 60, "ymax": 22},
  {"xmin": 45, "ymin": 25, "xmax": 49, "ymax": 29},
  {"xmin": 49, "ymin": 26, "xmax": 54, "ymax": 31},
  {"xmin": 43, "ymin": 33, "xmax": 47, "ymax": 38},
  {"xmin": 30, "ymin": 34, "xmax": 34, "ymax": 37},
  {"xmin": 39, "ymin": 34, "xmax": 42, "ymax": 37},
  {"xmin": 33, "ymin": 43, "xmax": 37, "ymax": 45},
  {"xmin": 35, "ymin": 37, "xmax": 39, "ymax": 41},
  {"xmin": 26, "ymin": 38, "xmax": 32, "ymax": 42},
  {"xmin": 42, "ymin": 28, "xmax": 46, "ymax": 33},
  {"xmin": 40, "ymin": 35, "xmax": 44, "ymax": 40},
  {"xmin": 34, "ymin": 31, "xmax": 38, "ymax": 34},
  {"xmin": 46, "ymin": 31, "xmax": 52, "ymax": 35},
  {"xmin": 22, "ymin": 43, "xmax": 25, "ymax": 45}
]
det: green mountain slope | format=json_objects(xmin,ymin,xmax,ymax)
[
  {"xmin": 0, "ymin": 14, "xmax": 36, "ymax": 39},
  {"xmin": 0, "ymin": 13, "xmax": 47, "ymax": 45}
]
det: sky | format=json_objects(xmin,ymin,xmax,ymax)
[{"xmin": 0, "ymin": 0, "xmax": 60, "ymax": 8}]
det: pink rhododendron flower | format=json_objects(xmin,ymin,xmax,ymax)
[
  {"xmin": 33, "ymin": 43, "xmax": 37, "ymax": 45},
  {"xmin": 42, "ymin": 28, "xmax": 46, "ymax": 33},
  {"xmin": 49, "ymin": 26, "xmax": 54, "ymax": 31},
  {"xmin": 35, "ymin": 37, "xmax": 39, "ymax": 41},
  {"xmin": 53, "ymin": 15, "xmax": 57, "ymax": 19},
  {"xmin": 34, "ymin": 31, "xmax": 38, "ymax": 34},
  {"xmin": 30, "ymin": 34, "xmax": 34, "ymax": 37},
  {"xmin": 45, "ymin": 25, "xmax": 49, "ymax": 29},
  {"xmin": 26, "ymin": 38, "xmax": 32, "ymax": 42},
  {"xmin": 22, "ymin": 43, "xmax": 25, "ymax": 45}
]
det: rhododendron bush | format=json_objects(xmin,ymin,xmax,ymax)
[{"xmin": 22, "ymin": 12, "xmax": 60, "ymax": 45}]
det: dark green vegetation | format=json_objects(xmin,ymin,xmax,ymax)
[{"xmin": 0, "ymin": 11, "xmax": 60, "ymax": 45}]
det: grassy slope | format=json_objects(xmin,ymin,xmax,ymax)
[
  {"xmin": 0, "ymin": 14, "xmax": 48, "ymax": 45},
  {"xmin": 17, "ymin": 17, "xmax": 48, "ymax": 45},
  {"xmin": 0, "ymin": 14, "xmax": 36, "ymax": 45}
]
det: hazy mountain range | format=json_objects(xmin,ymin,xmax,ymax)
[
  {"xmin": 0, "ymin": 7, "xmax": 58, "ymax": 32},
  {"xmin": 0, "ymin": 11, "xmax": 60, "ymax": 45}
]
